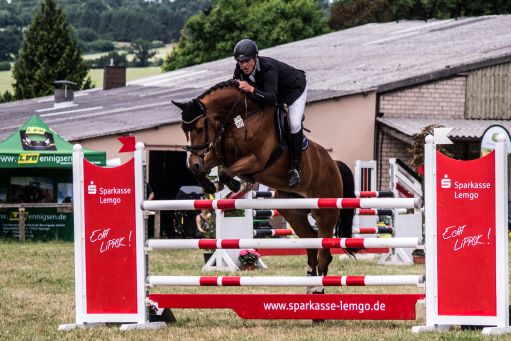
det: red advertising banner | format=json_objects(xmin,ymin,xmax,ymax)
[
  {"xmin": 436, "ymin": 151, "xmax": 496, "ymax": 316},
  {"xmin": 83, "ymin": 158, "xmax": 138, "ymax": 314},
  {"xmin": 150, "ymin": 294, "xmax": 424, "ymax": 320}
]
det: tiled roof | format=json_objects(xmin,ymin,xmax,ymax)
[{"xmin": 377, "ymin": 117, "xmax": 511, "ymax": 139}]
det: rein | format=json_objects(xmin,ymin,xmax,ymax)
[{"xmin": 184, "ymin": 91, "xmax": 261, "ymax": 165}]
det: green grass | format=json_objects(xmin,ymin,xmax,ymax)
[
  {"xmin": 1, "ymin": 240, "xmax": 509, "ymax": 340},
  {"xmin": 83, "ymin": 43, "xmax": 174, "ymax": 61},
  {"xmin": 88, "ymin": 66, "xmax": 162, "ymax": 89},
  {"xmin": 0, "ymin": 70, "xmax": 14, "ymax": 94},
  {"xmin": 0, "ymin": 67, "xmax": 163, "ymax": 94},
  {"xmin": 0, "ymin": 44, "xmax": 172, "ymax": 94}
]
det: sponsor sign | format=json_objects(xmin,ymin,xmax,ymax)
[
  {"xmin": 480, "ymin": 125, "xmax": 511, "ymax": 156},
  {"xmin": 83, "ymin": 158, "xmax": 138, "ymax": 314},
  {"xmin": 436, "ymin": 151, "xmax": 496, "ymax": 316}
]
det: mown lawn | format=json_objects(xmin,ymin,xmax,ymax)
[
  {"xmin": 0, "ymin": 43, "xmax": 172, "ymax": 94},
  {"xmin": 1, "ymin": 240, "xmax": 509, "ymax": 340},
  {"xmin": 0, "ymin": 67, "xmax": 163, "ymax": 94}
]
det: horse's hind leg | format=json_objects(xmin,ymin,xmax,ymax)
[
  {"xmin": 277, "ymin": 209, "xmax": 322, "ymax": 293},
  {"xmin": 311, "ymin": 209, "xmax": 339, "ymax": 278}
]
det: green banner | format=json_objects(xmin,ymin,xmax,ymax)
[
  {"xmin": 0, "ymin": 115, "xmax": 105, "ymax": 168},
  {"xmin": 0, "ymin": 208, "xmax": 73, "ymax": 241}
]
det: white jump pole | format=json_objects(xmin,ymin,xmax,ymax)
[
  {"xmin": 147, "ymin": 275, "xmax": 424, "ymax": 287},
  {"xmin": 142, "ymin": 197, "xmax": 420, "ymax": 211},
  {"xmin": 146, "ymin": 237, "xmax": 423, "ymax": 250}
]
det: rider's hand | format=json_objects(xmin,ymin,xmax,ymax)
[{"xmin": 237, "ymin": 80, "xmax": 255, "ymax": 94}]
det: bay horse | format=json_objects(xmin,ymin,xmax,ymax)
[{"xmin": 172, "ymin": 80, "xmax": 354, "ymax": 291}]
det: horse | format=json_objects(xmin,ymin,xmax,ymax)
[{"xmin": 172, "ymin": 80, "xmax": 354, "ymax": 292}]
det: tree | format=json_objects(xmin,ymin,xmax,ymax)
[
  {"xmin": 12, "ymin": 0, "xmax": 92, "ymax": 100},
  {"xmin": 129, "ymin": 39, "xmax": 156, "ymax": 67},
  {"xmin": 329, "ymin": 0, "xmax": 511, "ymax": 30},
  {"xmin": 163, "ymin": 0, "xmax": 329, "ymax": 71},
  {"xmin": 0, "ymin": 25, "xmax": 22, "ymax": 61},
  {"xmin": 329, "ymin": 0, "xmax": 394, "ymax": 30}
]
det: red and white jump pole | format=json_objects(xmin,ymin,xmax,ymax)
[
  {"xmin": 142, "ymin": 197, "xmax": 420, "ymax": 211},
  {"xmin": 254, "ymin": 228, "xmax": 293, "ymax": 237},
  {"xmin": 145, "ymin": 237, "xmax": 422, "ymax": 250},
  {"xmin": 147, "ymin": 275, "xmax": 424, "ymax": 287}
]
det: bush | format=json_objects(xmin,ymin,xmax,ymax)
[
  {"xmin": 85, "ymin": 51, "xmax": 128, "ymax": 69},
  {"xmin": 84, "ymin": 39, "xmax": 115, "ymax": 53},
  {"xmin": 151, "ymin": 40, "xmax": 165, "ymax": 49},
  {"xmin": 0, "ymin": 61, "xmax": 11, "ymax": 71},
  {"xmin": 77, "ymin": 28, "xmax": 99, "ymax": 42},
  {"xmin": 0, "ymin": 90, "xmax": 13, "ymax": 103}
]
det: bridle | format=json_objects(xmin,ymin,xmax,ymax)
[{"xmin": 183, "ymin": 92, "xmax": 243, "ymax": 164}]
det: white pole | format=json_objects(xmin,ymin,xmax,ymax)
[
  {"xmin": 147, "ymin": 275, "xmax": 424, "ymax": 287},
  {"xmin": 142, "ymin": 198, "xmax": 420, "ymax": 211},
  {"xmin": 146, "ymin": 237, "xmax": 423, "ymax": 250}
]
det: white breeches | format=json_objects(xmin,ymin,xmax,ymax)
[{"xmin": 287, "ymin": 84, "xmax": 308, "ymax": 134}]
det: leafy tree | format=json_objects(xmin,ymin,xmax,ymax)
[
  {"xmin": 129, "ymin": 39, "xmax": 156, "ymax": 67},
  {"xmin": 329, "ymin": 0, "xmax": 511, "ymax": 30},
  {"xmin": 84, "ymin": 51, "xmax": 128, "ymax": 69},
  {"xmin": 1, "ymin": 0, "xmax": 210, "ymax": 44},
  {"xmin": 0, "ymin": 25, "xmax": 22, "ymax": 61},
  {"xmin": 329, "ymin": 0, "xmax": 393, "ymax": 29},
  {"xmin": 163, "ymin": 0, "xmax": 329, "ymax": 71},
  {"xmin": 0, "ymin": 90, "xmax": 13, "ymax": 103},
  {"xmin": 12, "ymin": 0, "xmax": 92, "ymax": 100}
]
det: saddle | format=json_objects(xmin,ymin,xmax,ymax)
[
  {"xmin": 275, "ymin": 105, "xmax": 290, "ymax": 149},
  {"xmin": 274, "ymin": 105, "xmax": 309, "ymax": 150}
]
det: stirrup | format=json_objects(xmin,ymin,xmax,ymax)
[{"xmin": 288, "ymin": 169, "xmax": 300, "ymax": 187}]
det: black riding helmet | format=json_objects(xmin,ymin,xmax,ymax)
[{"xmin": 233, "ymin": 39, "xmax": 258, "ymax": 62}]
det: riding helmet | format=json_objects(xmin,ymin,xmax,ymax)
[{"xmin": 233, "ymin": 39, "xmax": 258, "ymax": 61}]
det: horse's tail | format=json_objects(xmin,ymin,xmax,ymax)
[{"xmin": 334, "ymin": 160, "xmax": 355, "ymax": 239}]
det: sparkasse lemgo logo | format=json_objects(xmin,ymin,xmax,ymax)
[{"xmin": 441, "ymin": 174, "xmax": 451, "ymax": 189}]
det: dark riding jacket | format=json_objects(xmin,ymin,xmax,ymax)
[{"xmin": 233, "ymin": 56, "xmax": 306, "ymax": 107}]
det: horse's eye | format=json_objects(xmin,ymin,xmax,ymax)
[{"xmin": 194, "ymin": 126, "xmax": 203, "ymax": 133}]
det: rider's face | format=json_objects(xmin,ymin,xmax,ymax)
[{"xmin": 238, "ymin": 57, "xmax": 256, "ymax": 75}]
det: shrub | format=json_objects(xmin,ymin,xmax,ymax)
[
  {"xmin": 85, "ymin": 51, "xmax": 128, "ymax": 69},
  {"xmin": 0, "ymin": 61, "xmax": 11, "ymax": 71},
  {"xmin": 84, "ymin": 39, "xmax": 115, "ymax": 53}
]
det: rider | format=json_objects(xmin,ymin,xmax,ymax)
[{"xmin": 233, "ymin": 38, "xmax": 307, "ymax": 188}]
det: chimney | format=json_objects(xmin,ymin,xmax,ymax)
[
  {"xmin": 54, "ymin": 80, "xmax": 77, "ymax": 108},
  {"xmin": 103, "ymin": 64, "xmax": 126, "ymax": 90}
]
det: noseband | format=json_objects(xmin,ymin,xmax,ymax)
[
  {"xmin": 183, "ymin": 101, "xmax": 211, "ymax": 158},
  {"xmin": 183, "ymin": 92, "xmax": 242, "ymax": 162}
]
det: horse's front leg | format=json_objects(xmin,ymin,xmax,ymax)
[
  {"xmin": 219, "ymin": 154, "xmax": 263, "ymax": 193},
  {"xmin": 193, "ymin": 173, "xmax": 219, "ymax": 194}
]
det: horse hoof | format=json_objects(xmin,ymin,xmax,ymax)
[
  {"xmin": 227, "ymin": 179, "xmax": 241, "ymax": 193},
  {"xmin": 214, "ymin": 181, "xmax": 224, "ymax": 192},
  {"xmin": 312, "ymin": 288, "xmax": 325, "ymax": 294},
  {"xmin": 202, "ymin": 181, "xmax": 217, "ymax": 194}
]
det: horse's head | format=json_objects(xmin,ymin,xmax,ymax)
[
  {"xmin": 173, "ymin": 80, "xmax": 245, "ymax": 174},
  {"xmin": 172, "ymin": 99, "xmax": 214, "ymax": 174}
]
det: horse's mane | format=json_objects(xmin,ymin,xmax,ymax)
[{"xmin": 197, "ymin": 79, "xmax": 240, "ymax": 100}]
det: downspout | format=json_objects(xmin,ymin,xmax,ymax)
[{"xmin": 374, "ymin": 93, "xmax": 383, "ymax": 189}]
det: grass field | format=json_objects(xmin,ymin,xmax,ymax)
[
  {"xmin": 88, "ymin": 66, "xmax": 163, "ymax": 88},
  {"xmin": 0, "ymin": 67, "xmax": 163, "ymax": 94},
  {"xmin": 82, "ymin": 43, "xmax": 173, "ymax": 61},
  {"xmin": 0, "ymin": 44, "xmax": 172, "ymax": 94},
  {"xmin": 1, "ymin": 240, "xmax": 509, "ymax": 340}
]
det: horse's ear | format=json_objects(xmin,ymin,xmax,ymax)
[{"xmin": 172, "ymin": 100, "xmax": 187, "ymax": 111}]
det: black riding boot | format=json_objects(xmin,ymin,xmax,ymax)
[{"xmin": 288, "ymin": 130, "xmax": 303, "ymax": 187}]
